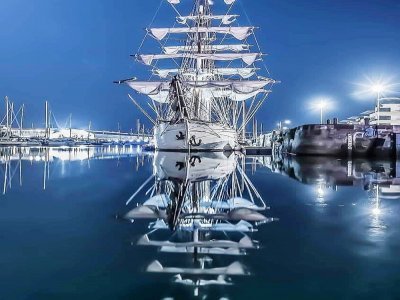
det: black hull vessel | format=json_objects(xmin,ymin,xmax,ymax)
[{"xmin": 281, "ymin": 124, "xmax": 397, "ymax": 158}]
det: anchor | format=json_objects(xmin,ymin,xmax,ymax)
[
  {"xmin": 189, "ymin": 156, "xmax": 201, "ymax": 166},
  {"xmin": 175, "ymin": 161, "xmax": 185, "ymax": 170},
  {"xmin": 189, "ymin": 135, "xmax": 202, "ymax": 147}
]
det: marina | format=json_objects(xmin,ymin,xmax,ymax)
[
  {"xmin": 0, "ymin": 98, "xmax": 152, "ymax": 147},
  {"xmin": 1, "ymin": 0, "xmax": 400, "ymax": 299}
]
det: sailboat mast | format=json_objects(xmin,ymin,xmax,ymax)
[
  {"xmin": 20, "ymin": 104, "xmax": 24, "ymax": 138},
  {"xmin": 88, "ymin": 121, "xmax": 91, "ymax": 140},
  {"xmin": 5, "ymin": 96, "xmax": 10, "ymax": 139},
  {"xmin": 10, "ymin": 102, "xmax": 14, "ymax": 137},
  {"xmin": 69, "ymin": 113, "xmax": 72, "ymax": 138},
  {"xmin": 118, "ymin": 122, "xmax": 121, "ymax": 142},
  {"xmin": 45, "ymin": 101, "xmax": 49, "ymax": 140}
]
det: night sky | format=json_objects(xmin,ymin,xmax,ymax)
[{"xmin": 0, "ymin": 0, "xmax": 399, "ymax": 131}]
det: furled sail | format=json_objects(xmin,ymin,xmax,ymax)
[
  {"xmin": 138, "ymin": 53, "xmax": 261, "ymax": 66},
  {"xmin": 167, "ymin": 0, "xmax": 236, "ymax": 4},
  {"xmin": 120, "ymin": 79, "xmax": 273, "ymax": 103},
  {"xmin": 163, "ymin": 44, "xmax": 249, "ymax": 54},
  {"xmin": 149, "ymin": 26, "xmax": 254, "ymax": 41},
  {"xmin": 125, "ymin": 80, "xmax": 271, "ymax": 94},
  {"xmin": 177, "ymin": 15, "xmax": 238, "ymax": 25},
  {"xmin": 153, "ymin": 68, "xmax": 257, "ymax": 79},
  {"xmin": 146, "ymin": 89, "xmax": 268, "ymax": 103},
  {"xmin": 198, "ymin": 88, "xmax": 269, "ymax": 101}
]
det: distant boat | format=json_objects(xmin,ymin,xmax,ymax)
[
  {"xmin": 0, "ymin": 139, "xmax": 24, "ymax": 146},
  {"xmin": 41, "ymin": 138, "xmax": 74, "ymax": 147},
  {"xmin": 0, "ymin": 138, "xmax": 41, "ymax": 147}
]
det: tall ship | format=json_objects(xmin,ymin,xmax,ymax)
[{"xmin": 116, "ymin": 0, "xmax": 276, "ymax": 151}]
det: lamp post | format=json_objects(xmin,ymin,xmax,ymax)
[
  {"xmin": 370, "ymin": 84, "xmax": 385, "ymax": 125},
  {"xmin": 310, "ymin": 99, "xmax": 331, "ymax": 124},
  {"xmin": 317, "ymin": 100, "xmax": 327, "ymax": 124}
]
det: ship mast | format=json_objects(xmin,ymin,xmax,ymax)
[
  {"xmin": 116, "ymin": 0, "xmax": 277, "ymax": 139},
  {"xmin": 193, "ymin": 0, "xmax": 213, "ymax": 121}
]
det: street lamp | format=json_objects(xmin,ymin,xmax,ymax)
[
  {"xmin": 309, "ymin": 98, "xmax": 332, "ymax": 124},
  {"xmin": 354, "ymin": 76, "xmax": 399, "ymax": 125},
  {"xmin": 369, "ymin": 83, "xmax": 387, "ymax": 126},
  {"xmin": 317, "ymin": 100, "xmax": 327, "ymax": 124}
]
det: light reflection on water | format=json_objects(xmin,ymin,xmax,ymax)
[{"xmin": 0, "ymin": 147, "xmax": 400, "ymax": 299}]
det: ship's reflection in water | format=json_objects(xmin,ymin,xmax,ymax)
[{"xmin": 124, "ymin": 152, "xmax": 275, "ymax": 299}]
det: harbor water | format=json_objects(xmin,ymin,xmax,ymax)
[{"xmin": 1, "ymin": 146, "xmax": 400, "ymax": 299}]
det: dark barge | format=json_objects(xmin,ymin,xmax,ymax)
[{"xmin": 281, "ymin": 123, "xmax": 400, "ymax": 158}]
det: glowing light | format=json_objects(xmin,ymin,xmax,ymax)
[
  {"xmin": 372, "ymin": 207, "xmax": 381, "ymax": 216},
  {"xmin": 353, "ymin": 75, "xmax": 399, "ymax": 100},
  {"xmin": 317, "ymin": 186, "xmax": 325, "ymax": 199},
  {"xmin": 313, "ymin": 99, "xmax": 334, "ymax": 110},
  {"xmin": 317, "ymin": 100, "xmax": 327, "ymax": 109},
  {"xmin": 370, "ymin": 83, "xmax": 386, "ymax": 94},
  {"xmin": 309, "ymin": 98, "xmax": 334, "ymax": 124},
  {"xmin": 315, "ymin": 182, "xmax": 326, "ymax": 201},
  {"xmin": 277, "ymin": 119, "xmax": 292, "ymax": 130}
]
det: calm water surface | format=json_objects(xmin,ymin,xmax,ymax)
[{"xmin": 1, "ymin": 147, "xmax": 400, "ymax": 299}]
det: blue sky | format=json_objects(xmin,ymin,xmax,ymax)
[{"xmin": 0, "ymin": 0, "xmax": 399, "ymax": 131}]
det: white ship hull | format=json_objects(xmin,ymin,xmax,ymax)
[{"xmin": 154, "ymin": 121, "xmax": 238, "ymax": 152}]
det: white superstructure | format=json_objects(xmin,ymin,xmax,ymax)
[
  {"xmin": 340, "ymin": 98, "xmax": 400, "ymax": 126},
  {"xmin": 369, "ymin": 98, "xmax": 400, "ymax": 125}
]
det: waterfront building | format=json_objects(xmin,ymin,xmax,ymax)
[{"xmin": 340, "ymin": 98, "xmax": 400, "ymax": 126}]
